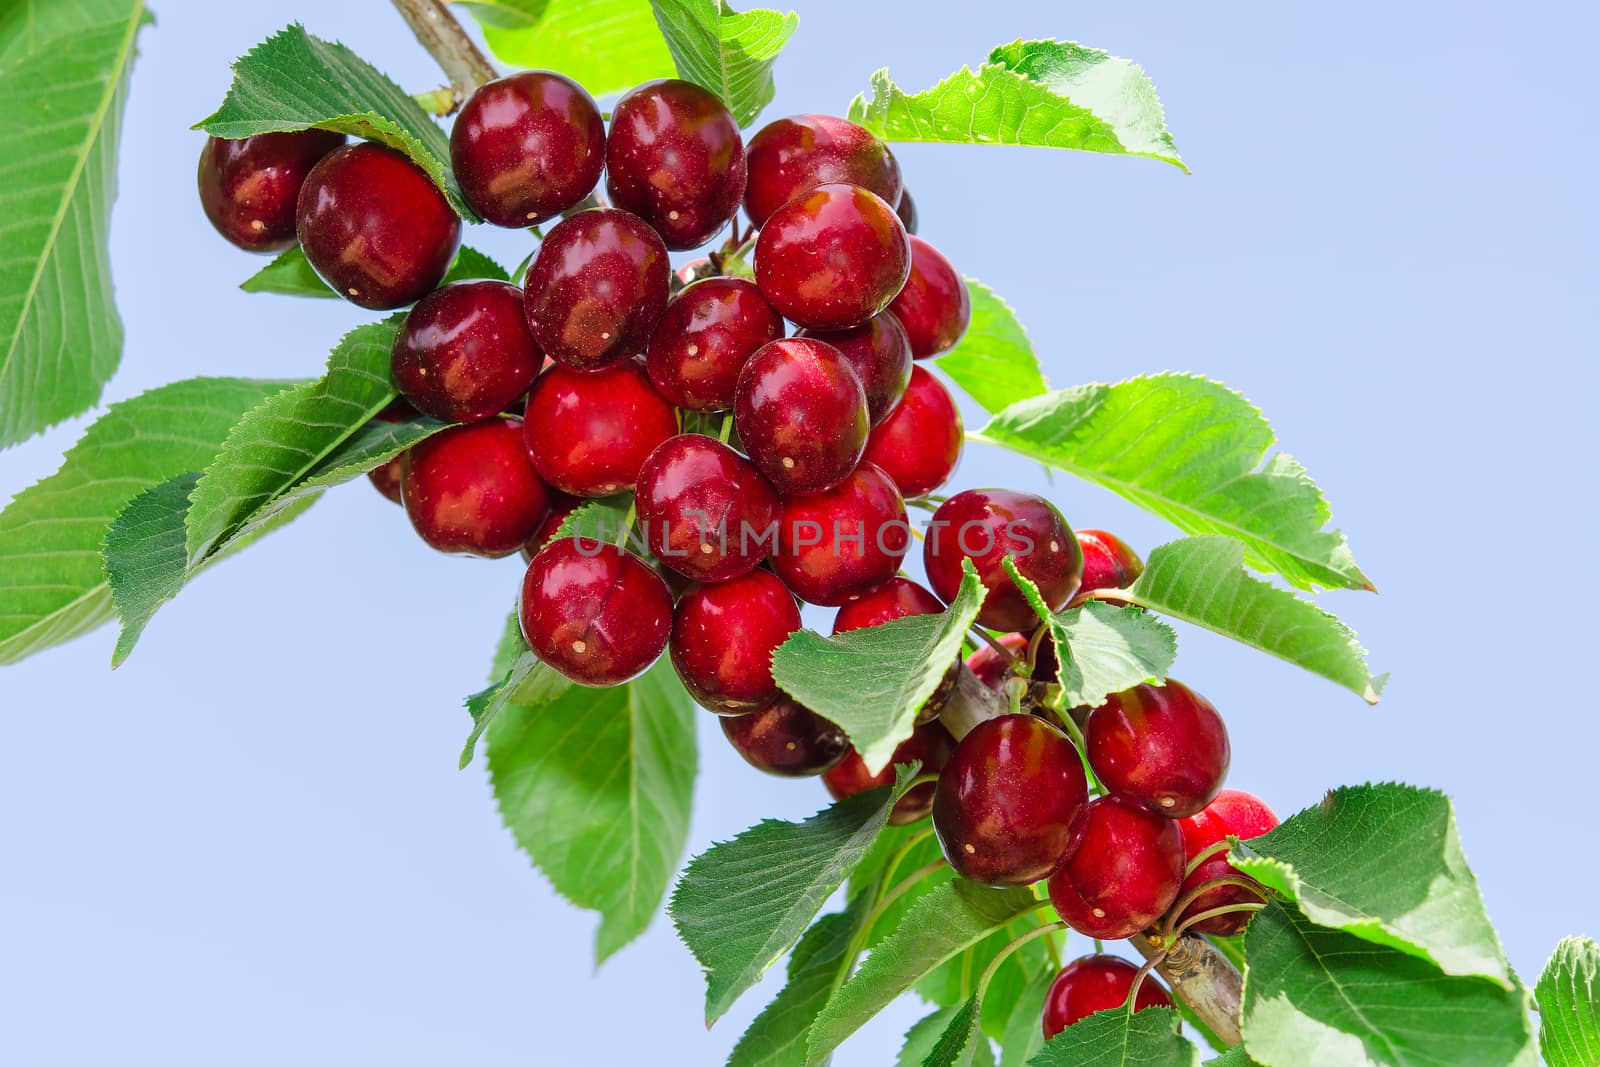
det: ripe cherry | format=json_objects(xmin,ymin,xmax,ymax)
[
  {"xmin": 823, "ymin": 721, "xmax": 955, "ymax": 825},
  {"xmin": 400, "ymin": 418, "xmax": 550, "ymax": 557},
  {"xmin": 964, "ymin": 631, "xmax": 1060, "ymax": 689},
  {"xmin": 890, "ymin": 236, "xmax": 971, "ymax": 359},
  {"xmin": 647, "ymin": 278, "xmax": 784, "ymax": 411},
  {"xmin": 895, "ymin": 188, "xmax": 918, "ymax": 235},
  {"xmin": 721, "ymin": 698, "xmax": 849, "ymax": 777},
  {"xmin": 391, "ymin": 280, "xmax": 541, "ymax": 422},
  {"xmin": 772, "ymin": 463, "xmax": 909, "ymax": 606},
  {"xmin": 197, "ymin": 130, "xmax": 345, "ymax": 252},
  {"xmin": 522, "ymin": 358, "xmax": 678, "ymax": 497},
  {"xmin": 754, "ymin": 184, "xmax": 911, "ymax": 331},
  {"xmin": 520, "ymin": 538, "xmax": 673, "ymax": 686},
  {"xmin": 831, "ymin": 576, "xmax": 945, "ymax": 634},
  {"xmin": 797, "ymin": 312, "xmax": 913, "ymax": 426},
  {"xmin": 1174, "ymin": 789, "xmax": 1279, "ymax": 936},
  {"xmin": 932, "ymin": 714, "xmax": 1088, "ymax": 886},
  {"xmin": 1041, "ymin": 956, "xmax": 1173, "ymax": 1039},
  {"xmin": 1085, "ymin": 679, "xmax": 1230, "ymax": 819},
  {"xmin": 636, "ymin": 435, "xmax": 779, "ymax": 582},
  {"xmin": 862, "ymin": 365, "xmax": 962, "ymax": 497},
  {"xmin": 606, "ymin": 79, "xmax": 746, "ymax": 249},
  {"xmin": 1076, "ymin": 529, "xmax": 1145, "ymax": 597},
  {"xmin": 734, "ymin": 338, "xmax": 869, "ymax": 495},
  {"xmin": 523, "ymin": 208, "xmax": 670, "ymax": 369},
  {"xmin": 366, "ymin": 397, "xmax": 416, "ymax": 504},
  {"xmin": 523, "ymin": 490, "xmax": 583, "ymax": 560},
  {"xmin": 1047, "ymin": 795, "xmax": 1185, "ymax": 940},
  {"xmin": 670, "ymin": 569, "xmax": 800, "ymax": 715},
  {"xmin": 743, "ymin": 114, "xmax": 902, "ymax": 227},
  {"xmin": 925, "ymin": 490, "xmax": 1083, "ymax": 632},
  {"xmin": 296, "ymin": 142, "xmax": 461, "ymax": 309},
  {"xmin": 450, "ymin": 71, "xmax": 605, "ymax": 227}
]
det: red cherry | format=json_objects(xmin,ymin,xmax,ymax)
[
  {"xmin": 890, "ymin": 236, "xmax": 971, "ymax": 358},
  {"xmin": 1041, "ymin": 955, "xmax": 1172, "ymax": 1039},
  {"xmin": 636, "ymin": 435, "xmax": 780, "ymax": 582},
  {"xmin": 1085, "ymin": 680, "xmax": 1231, "ymax": 819},
  {"xmin": 772, "ymin": 463, "xmax": 909, "ymax": 606},
  {"xmin": 400, "ymin": 418, "xmax": 550, "ymax": 557},
  {"xmin": 197, "ymin": 130, "xmax": 345, "ymax": 252},
  {"xmin": 832, "ymin": 576, "xmax": 945, "ymax": 634},
  {"xmin": 391, "ymin": 280, "xmax": 541, "ymax": 422},
  {"xmin": 520, "ymin": 538, "xmax": 673, "ymax": 686},
  {"xmin": 522, "ymin": 490, "xmax": 583, "ymax": 560},
  {"xmin": 1047, "ymin": 796, "xmax": 1185, "ymax": 940},
  {"xmin": 963, "ymin": 631, "xmax": 1061, "ymax": 689},
  {"xmin": 734, "ymin": 338, "xmax": 869, "ymax": 494},
  {"xmin": 1075, "ymin": 529, "xmax": 1146, "ymax": 596},
  {"xmin": 862, "ymin": 365, "xmax": 963, "ymax": 497},
  {"xmin": 450, "ymin": 71, "xmax": 605, "ymax": 227},
  {"xmin": 522, "ymin": 358, "xmax": 678, "ymax": 497},
  {"xmin": 523, "ymin": 208, "xmax": 670, "ymax": 369},
  {"xmin": 743, "ymin": 114, "xmax": 902, "ymax": 227},
  {"xmin": 1174, "ymin": 789, "xmax": 1279, "ymax": 936},
  {"xmin": 797, "ymin": 312, "xmax": 913, "ymax": 426},
  {"xmin": 924, "ymin": 489, "xmax": 1083, "ymax": 632},
  {"xmin": 895, "ymin": 188, "xmax": 918, "ymax": 235},
  {"xmin": 670, "ymin": 569, "xmax": 799, "ymax": 715},
  {"xmin": 721, "ymin": 698, "xmax": 849, "ymax": 777},
  {"xmin": 823, "ymin": 720, "xmax": 955, "ymax": 825},
  {"xmin": 754, "ymin": 183, "xmax": 910, "ymax": 331},
  {"xmin": 932, "ymin": 714, "xmax": 1088, "ymax": 886},
  {"xmin": 647, "ymin": 278, "xmax": 784, "ymax": 412}
]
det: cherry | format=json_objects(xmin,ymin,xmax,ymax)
[
  {"xmin": 670, "ymin": 568, "xmax": 799, "ymax": 715},
  {"xmin": 197, "ymin": 130, "xmax": 345, "ymax": 252},
  {"xmin": 889, "ymin": 236, "xmax": 971, "ymax": 359},
  {"xmin": 523, "ymin": 208, "xmax": 670, "ymax": 370},
  {"xmin": 862, "ymin": 365, "xmax": 963, "ymax": 497},
  {"xmin": 1085, "ymin": 679, "xmax": 1231, "ymax": 819},
  {"xmin": 449, "ymin": 71, "xmax": 605, "ymax": 227},
  {"xmin": 1047, "ymin": 795, "xmax": 1185, "ymax": 940},
  {"xmin": 754, "ymin": 184, "xmax": 911, "ymax": 331},
  {"xmin": 391, "ymin": 280, "xmax": 541, "ymax": 422},
  {"xmin": 721, "ymin": 698, "xmax": 849, "ymax": 777},
  {"xmin": 522, "ymin": 358, "xmax": 678, "ymax": 496},
  {"xmin": 295, "ymin": 142, "xmax": 460, "ymax": 309},
  {"xmin": 831, "ymin": 576, "xmax": 944, "ymax": 634},
  {"xmin": 606, "ymin": 79, "xmax": 746, "ymax": 249},
  {"xmin": 924, "ymin": 490, "xmax": 1083, "ymax": 632},
  {"xmin": 743, "ymin": 114, "xmax": 902, "ymax": 227},
  {"xmin": 1041, "ymin": 955, "xmax": 1173, "ymax": 1039},
  {"xmin": 823, "ymin": 720, "xmax": 955, "ymax": 824},
  {"xmin": 734, "ymin": 338, "xmax": 869, "ymax": 494},
  {"xmin": 1076, "ymin": 529, "xmax": 1145, "ymax": 596},
  {"xmin": 647, "ymin": 278, "xmax": 784, "ymax": 412},
  {"xmin": 636, "ymin": 435, "xmax": 779, "ymax": 582},
  {"xmin": 895, "ymin": 188, "xmax": 918, "ymax": 235},
  {"xmin": 520, "ymin": 538, "xmax": 673, "ymax": 686},
  {"xmin": 772, "ymin": 463, "xmax": 909, "ymax": 606},
  {"xmin": 932, "ymin": 714, "xmax": 1088, "ymax": 886},
  {"xmin": 1174, "ymin": 789, "xmax": 1279, "ymax": 936},
  {"xmin": 964, "ymin": 631, "xmax": 1060, "ymax": 689},
  {"xmin": 366, "ymin": 397, "xmax": 416, "ymax": 504},
  {"xmin": 400, "ymin": 418, "xmax": 550, "ymax": 557},
  {"xmin": 796, "ymin": 312, "xmax": 913, "ymax": 425},
  {"xmin": 523, "ymin": 490, "xmax": 583, "ymax": 560}
]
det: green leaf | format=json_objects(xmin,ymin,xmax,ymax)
[
  {"xmin": 457, "ymin": 0, "xmax": 676, "ymax": 98},
  {"xmin": 1536, "ymin": 937, "xmax": 1600, "ymax": 1067},
  {"xmin": 727, "ymin": 901, "xmax": 864, "ymax": 1067},
  {"xmin": 1028, "ymin": 1007, "xmax": 1196, "ymax": 1067},
  {"xmin": 461, "ymin": 647, "xmax": 572, "ymax": 768},
  {"xmin": 918, "ymin": 912, "xmax": 1055, "ymax": 1042},
  {"xmin": 1233, "ymin": 783, "xmax": 1512, "ymax": 987},
  {"xmin": 196, "ymin": 24, "xmax": 474, "ymax": 218},
  {"xmin": 0, "ymin": 0, "xmax": 147, "ymax": 447},
  {"xmin": 1202, "ymin": 1048, "xmax": 1263, "ymax": 1067},
  {"xmin": 900, "ymin": 1000, "xmax": 993, "ymax": 1067},
  {"xmin": 997, "ymin": 969, "xmax": 1051, "ymax": 1067},
  {"xmin": 1240, "ymin": 900, "xmax": 1537, "ymax": 1067},
  {"xmin": 241, "ymin": 243, "xmax": 509, "ymax": 298},
  {"xmin": 0, "ymin": 377, "xmax": 295, "ymax": 665},
  {"xmin": 773, "ymin": 559, "xmax": 983, "ymax": 774},
  {"xmin": 672, "ymin": 766, "xmax": 920, "ymax": 1025},
  {"xmin": 648, "ymin": 0, "xmax": 799, "ymax": 127},
  {"xmin": 933, "ymin": 280, "xmax": 1049, "ymax": 415},
  {"xmin": 973, "ymin": 375, "xmax": 1370, "ymax": 593}
]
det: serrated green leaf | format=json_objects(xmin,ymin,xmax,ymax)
[
  {"xmin": 973, "ymin": 375, "xmax": 1370, "ymax": 593},
  {"xmin": 997, "ymin": 968, "xmax": 1051, "ymax": 1067},
  {"xmin": 241, "ymin": 243, "xmax": 509, "ymax": 298},
  {"xmin": 727, "ymin": 901, "xmax": 864, "ymax": 1067},
  {"xmin": 1536, "ymin": 937, "xmax": 1600, "ymax": 1067},
  {"xmin": 918, "ymin": 911, "xmax": 1055, "ymax": 1043},
  {"xmin": 1027, "ymin": 1006, "xmax": 1196, "ymax": 1067},
  {"xmin": 900, "ymin": 1000, "xmax": 993, "ymax": 1067},
  {"xmin": 462, "ymin": 646, "xmax": 573, "ymax": 767},
  {"xmin": 934, "ymin": 280, "xmax": 1048, "ymax": 415},
  {"xmin": 0, "ymin": 0, "xmax": 146, "ymax": 447},
  {"xmin": 1202, "ymin": 1048, "xmax": 1262, "ymax": 1067},
  {"xmin": 457, "ymin": 0, "xmax": 676, "ymax": 98},
  {"xmin": 648, "ymin": 0, "xmax": 798, "ymax": 127}
]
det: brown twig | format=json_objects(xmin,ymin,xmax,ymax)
[
  {"xmin": 1129, "ymin": 932, "xmax": 1244, "ymax": 1047},
  {"xmin": 937, "ymin": 664, "xmax": 1006, "ymax": 740},
  {"xmin": 390, "ymin": 0, "xmax": 497, "ymax": 99}
]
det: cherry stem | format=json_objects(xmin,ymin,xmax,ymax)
[
  {"xmin": 615, "ymin": 499, "xmax": 637, "ymax": 550},
  {"xmin": 718, "ymin": 414, "xmax": 733, "ymax": 445},
  {"xmin": 835, "ymin": 856, "xmax": 948, "ymax": 996},
  {"xmin": 905, "ymin": 497, "xmax": 941, "ymax": 513},
  {"xmin": 389, "ymin": 0, "xmax": 497, "ymax": 98},
  {"xmin": 976, "ymin": 920, "xmax": 1066, "ymax": 1003},
  {"xmin": 1025, "ymin": 621, "xmax": 1051, "ymax": 674},
  {"xmin": 1170, "ymin": 904, "xmax": 1265, "ymax": 941},
  {"xmin": 970, "ymin": 626, "xmax": 1017, "ymax": 666},
  {"xmin": 1161, "ymin": 877, "xmax": 1268, "ymax": 939},
  {"xmin": 1127, "ymin": 949, "xmax": 1166, "ymax": 1011},
  {"xmin": 1182, "ymin": 838, "xmax": 1235, "ymax": 879}
]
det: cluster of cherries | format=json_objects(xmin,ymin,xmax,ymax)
[{"xmin": 197, "ymin": 69, "xmax": 1276, "ymax": 1042}]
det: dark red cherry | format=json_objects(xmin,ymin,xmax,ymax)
[
  {"xmin": 670, "ymin": 569, "xmax": 800, "ymax": 715},
  {"xmin": 522, "ymin": 358, "xmax": 678, "ymax": 496},
  {"xmin": 296, "ymin": 142, "xmax": 461, "ymax": 309},
  {"xmin": 1174, "ymin": 789, "xmax": 1279, "ymax": 936},
  {"xmin": 797, "ymin": 312, "xmax": 912, "ymax": 425},
  {"xmin": 925, "ymin": 489, "xmax": 1083, "ymax": 632},
  {"xmin": 1042, "ymin": 955, "xmax": 1173, "ymax": 1039},
  {"xmin": 647, "ymin": 278, "xmax": 784, "ymax": 411},
  {"xmin": 401, "ymin": 418, "xmax": 550, "ymax": 557},
  {"xmin": 754, "ymin": 183, "xmax": 911, "ymax": 331},
  {"xmin": 862, "ymin": 365, "xmax": 962, "ymax": 497},
  {"xmin": 772, "ymin": 463, "xmax": 909, "ymax": 606},
  {"xmin": 636, "ymin": 435, "xmax": 780, "ymax": 582},
  {"xmin": 743, "ymin": 114, "xmax": 902, "ymax": 227},
  {"xmin": 1085, "ymin": 679, "xmax": 1231, "ymax": 819},
  {"xmin": 606, "ymin": 79, "xmax": 746, "ymax": 249},
  {"xmin": 964, "ymin": 631, "xmax": 1061, "ymax": 690},
  {"xmin": 721, "ymin": 698, "xmax": 849, "ymax": 777},
  {"xmin": 522, "ymin": 490, "xmax": 583, "ymax": 560},
  {"xmin": 1076, "ymin": 529, "xmax": 1145, "ymax": 596},
  {"xmin": 932, "ymin": 714, "xmax": 1088, "ymax": 886},
  {"xmin": 366, "ymin": 397, "xmax": 416, "ymax": 504},
  {"xmin": 895, "ymin": 188, "xmax": 918, "ymax": 235},
  {"xmin": 832, "ymin": 576, "xmax": 945, "ymax": 634},
  {"xmin": 523, "ymin": 208, "xmax": 670, "ymax": 369},
  {"xmin": 391, "ymin": 280, "xmax": 541, "ymax": 422},
  {"xmin": 197, "ymin": 130, "xmax": 345, "ymax": 252},
  {"xmin": 823, "ymin": 720, "xmax": 955, "ymax": 825},
  {"xmin": 1047, "ymin": 796, "xmax": 1185, "ymax": 940},
  {"xmin": 890, "ymin": 236, "xmax": 970, "ymax": 359},
  {"xmin": 450, "ymin": 71, "xmax": 605, "ymax": 227},
  {"xmin": 734, "ymin": 338, "xmax": 869, "ymax": 494},
  {"xmin": 520, "ymin": 538, "xmax": 673, "ymax": 686}
]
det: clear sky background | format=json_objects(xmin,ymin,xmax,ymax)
[{"xmin": 1, "ymin": 2, "xmax": 1595, "ymax": 1064}]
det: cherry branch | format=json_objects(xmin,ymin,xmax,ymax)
[
  {"xmin": 390, "ymin": 0, "xmax": 497, "ymax": 100},
  {"xmin": 1130, "ymin": 931, "xmax": 1245, "ymax": 1047}
]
